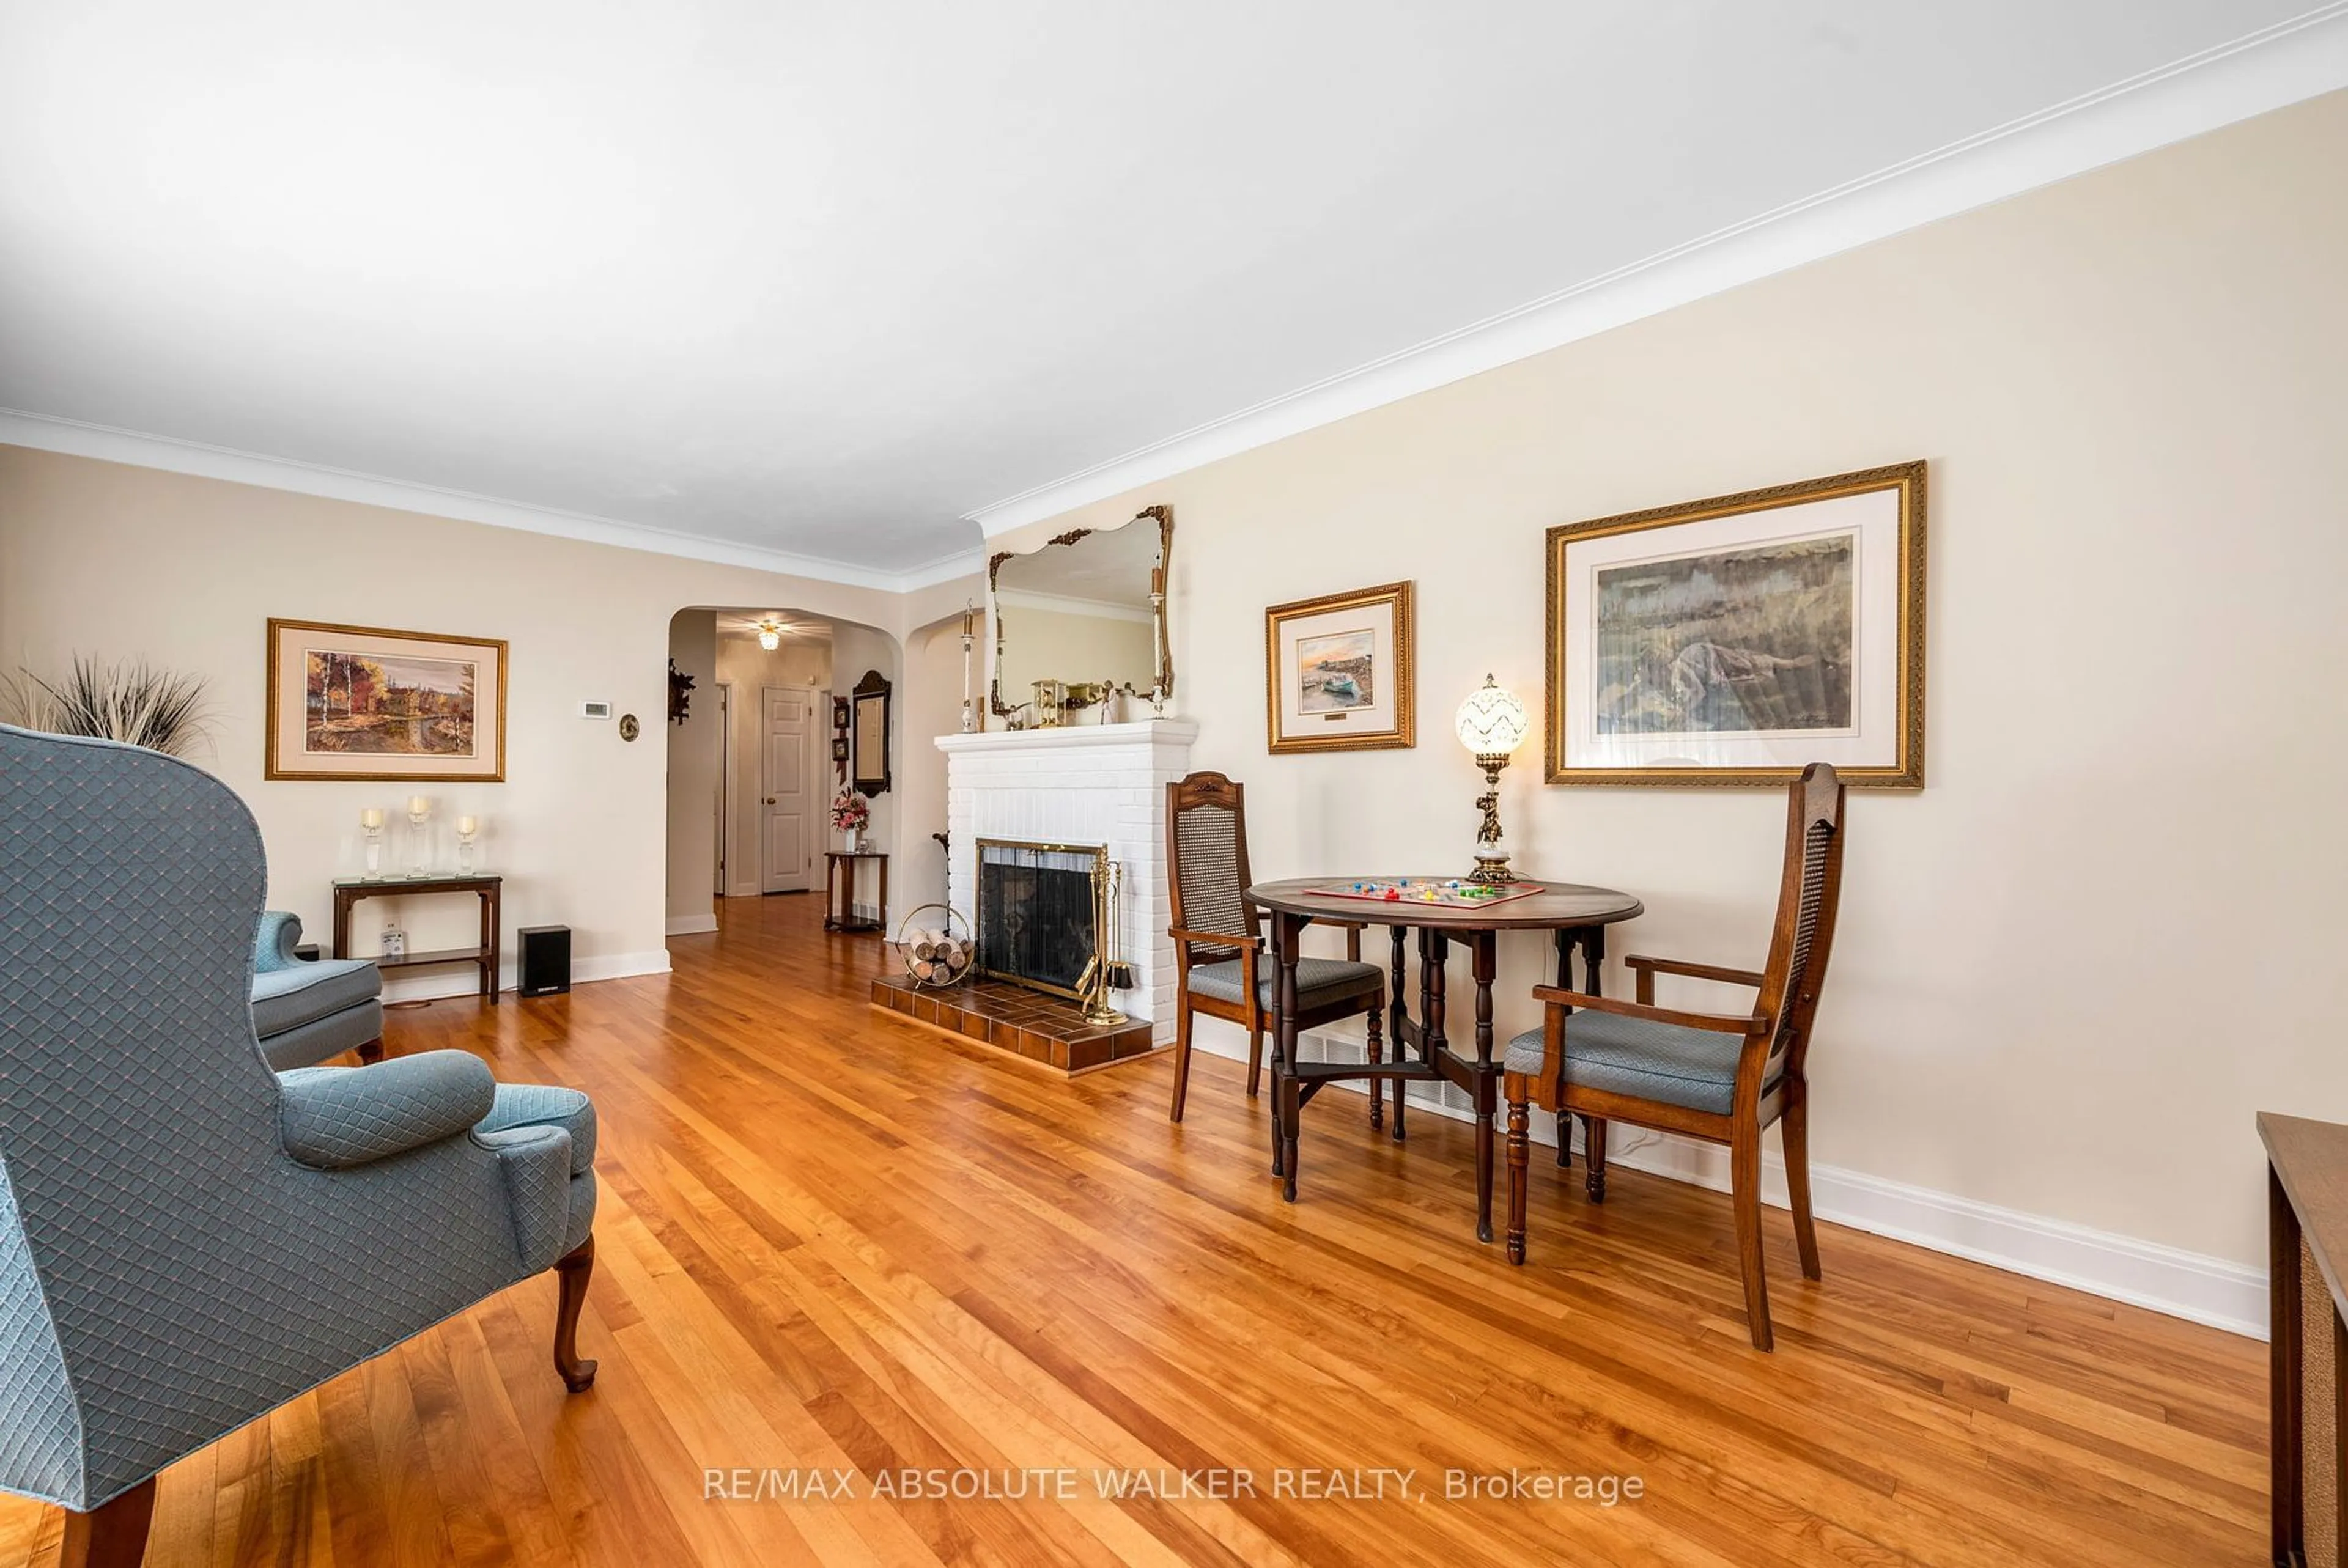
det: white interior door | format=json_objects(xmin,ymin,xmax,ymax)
[{"xmin": 761, "ymin": 687, "xmax": 811, "ymax": 893}]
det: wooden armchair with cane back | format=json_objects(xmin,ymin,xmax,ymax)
[
  {"xmin": 1502, "ymin": 762, "xmax": 1847, "ymax": 1351},
  {"xmin": 1165, "ymin": 772, "xmax": 1386, "ymax": 1129}
]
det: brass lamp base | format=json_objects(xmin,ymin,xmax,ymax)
[
  {"xmin": 1468, "ymin": 752, "xmax": 1514, "ymax": 886},
  {"xmin": 1467, "ymin": 853, "xmax": 1514, "ymax": 886}
]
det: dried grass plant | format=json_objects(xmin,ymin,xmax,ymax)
[{"xmin": 1, "ymin": 655, "xmax": 215, "ymax": 758}]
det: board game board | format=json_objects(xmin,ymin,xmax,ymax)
[{"xmin": 1309, "ymin": 877, "xmax": 1545, "ymax": 908}]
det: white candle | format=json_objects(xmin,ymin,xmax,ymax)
[
  {"xmin": 457, "ymin": 815, "xmax": 478, "ymax": 835},
  {"xmin": 408, "ymin": 795, "xmax": 429, "ymax": 816},
  {"xmin": 360, "ymin": 807, "xmax": 383, "ymax": 830}
]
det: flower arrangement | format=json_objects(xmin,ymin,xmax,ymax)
[{"xmin": 830, "ymin": 790, "xmax": 870, "ymax": 833}]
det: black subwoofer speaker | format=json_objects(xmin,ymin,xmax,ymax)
[{"xmin": 518, "ymin": 924, "xmax": 572, "ymax": 996}]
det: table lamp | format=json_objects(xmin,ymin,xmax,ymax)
[{"xmin": 1455, "ymin": 674, "xmax": 1530, "ymax": 885}]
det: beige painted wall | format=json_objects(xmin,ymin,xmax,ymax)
[
  {"xmin": 664, "ymin": 609, "xmax": 720, "ymax": 925},
  {"xmin": 990, "ymin": 90, "xmax": 2348, "ymax": 1270},
  {"xmin": 897, "ymin": 609, "xmax": 984, "ymax": 914},
  {"xmin": 0, "ymin": 444, "xmax": 978, "ymax": 981}
]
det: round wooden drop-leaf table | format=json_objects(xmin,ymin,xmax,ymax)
[{"xmin": 1244, "ymin": 877, "xmax": 1644, "ymax": 1242}]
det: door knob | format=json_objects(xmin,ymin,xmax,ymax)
[{"xmin": 764, "ymin": 796, "xmax": 776, "ymax": 804}]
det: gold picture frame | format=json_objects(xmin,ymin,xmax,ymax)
[
  {"xmin": 265, "ymin": 618, "xmax": 509, "ymax": 782},
  {"xmin": 1264, "ymin": 581, "xmax": 1416, "ymax": 754},
  {"xmin": 1545, "ymin": 462, "xmax": 1925, "ymax": 787}
]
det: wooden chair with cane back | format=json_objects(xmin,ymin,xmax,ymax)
[
  {"xmin": 1165, "ymin": 771, "xmax": 1386, "ymax": 1128},
  {"xmin": 1502, "ymin": 762, "xmax": 1847, "ymax": 1351}
]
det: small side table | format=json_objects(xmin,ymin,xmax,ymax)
[
  {"xmin": 331, "ymin": 874, "xmax": 503, "ymax": 1003},
  {"xmin": 2264, "ymin": 1111, "xmax": 2348, "ymax": 1566},
  {"xmin": 824, "ymin": 852, "xmax": 887, "ymax": 933}
]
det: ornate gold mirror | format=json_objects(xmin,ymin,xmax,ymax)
[{"xmin": 988, "ymin": 506, "xmax": 1172, "ymax": 725}]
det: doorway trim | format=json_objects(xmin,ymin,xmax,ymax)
[{"xmin": 714, "ymin": 683, "xmax": 733, "ymax": 897}]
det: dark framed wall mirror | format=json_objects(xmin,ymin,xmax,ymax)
[
  {"xmin": 851, "ymin": 669, "xmax": 891, "ymax": 794},
  {"xmin": 988, "ymin": 504, "xmax": 1172, "ymax": 726}
]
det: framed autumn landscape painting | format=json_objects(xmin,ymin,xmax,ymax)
[{"xmin": 265, "ymin": 619, "xmax": 507, "ymax": 782}]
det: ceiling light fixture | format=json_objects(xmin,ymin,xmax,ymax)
[{"xmin": 756, "ymin": 619, "xmax": 783, "ymax": 650}]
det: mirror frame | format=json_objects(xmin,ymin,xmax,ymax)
[
  {"xmin": 851, "ymin": 668, "xmax": 891, "ymax": 795},
  {"xmin": 986, "ymin": 504, "xmax": 1174, "ymax": 721}
]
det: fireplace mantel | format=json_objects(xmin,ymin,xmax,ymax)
[
  {"xmin": 937, "ymin": 718, "xmax": 1198, "ymax": 1040},
  {"xmin": 934, "ymin": 718, "xmax": 1201, "ymax": 758}
]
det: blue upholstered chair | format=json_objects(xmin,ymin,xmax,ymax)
[
  {"xmin": 1502, "ymin": 762, "xmax": 1848, "ymax": 1353},
  {"xmin": 0, "ymin": 724, "xmax": 599, "ymax": 1566},
  {"xmin": 251, "ymin": 909, "xmax": 384, "ymax": 1069}
]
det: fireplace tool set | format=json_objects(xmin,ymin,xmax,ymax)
[{"xmin": 1075, "ymin": 859, "xmax": 1132, "ymax": 1026}]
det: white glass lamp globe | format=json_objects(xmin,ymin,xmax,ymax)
[{"xmin": 1455, "ymin": 675, "xmax": 1529, "ymax": 760}]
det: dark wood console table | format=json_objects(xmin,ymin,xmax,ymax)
[
  {"xmin": 824, "ymin": 851, "xmax": 888, "ymax": 933},
  {"xmin": 1246, "ymin": 877, "xmax": 1644, "ymax": 1243},
  {"xmin": 2265, "ymin": 1111, "xmax": 2348, "ymax": 1566},
  {"xmin": 331, "ymin": 874, "xmax": 503, "ymax": 1003}
]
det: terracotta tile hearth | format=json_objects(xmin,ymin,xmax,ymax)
[{"xmin": 869, "ymin": 973, "xmax": 1157, "ymax": 1074}]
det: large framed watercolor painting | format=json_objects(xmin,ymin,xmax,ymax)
[
  {"xmin": 265, "ymin": 619, "xmax": 508, "ymax": 782},
  {"xmin": 1545, "ymin": 462, "xmax": 1925, "ymax": 787},
  {"xmin": 1264, "ymin": 581, "xmax": 1415, "ymax": 754}
]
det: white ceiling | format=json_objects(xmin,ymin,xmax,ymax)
[{"xmin": 2, "ymin": 2, "xmax": 2341, "ymax": 586}]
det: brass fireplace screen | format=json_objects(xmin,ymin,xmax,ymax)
[{"xmin": 974, "ymin": 837, "xmax": 1131, "ymax": 1017}]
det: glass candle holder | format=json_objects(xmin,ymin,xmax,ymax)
[
  {"xmin": 359, "ymin": 806, "xmax": 385, "ymax": 877},
  {"xmin": 406, "ymin": 796, "xmax": 431, "ymax": 878},
  {"xmin": 457, "ymin": 814, "xmax": 479, "ymax": 875}
]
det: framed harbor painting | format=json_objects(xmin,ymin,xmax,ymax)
[
  {"xmin": 1264, "ymin": 581, "xmax": 1415, "ymax": 753},
  {"xmin": 1545, "ymin": 462, "xmax": 1924, "ymax": 787},
  {"xmin": 265, "ymin": 619, "xmax": 508, "ymax": 781}
]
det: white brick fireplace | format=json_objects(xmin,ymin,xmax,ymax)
[{"xmin": 937, "ymin": 719, "xmax": 1198, "ymax": 1040}]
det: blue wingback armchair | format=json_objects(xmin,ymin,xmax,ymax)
[
  {"xmin": 0, "ymin": 724, "xmax": 598, "ymax": 1566},
  {"xmin": 251, "ymin": 909, "xmax": 384, "ymax": 1069}
]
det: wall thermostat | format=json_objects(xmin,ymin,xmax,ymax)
[{"xmin": 580, "ymin": 701, "xmax": 613, "ymax": 720}]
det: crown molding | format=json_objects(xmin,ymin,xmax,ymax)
[
  {"xmin": 0, "ymin": 407, "xmax": 984, "ymax": 595},
  {"xmin": 967, "ymin": 4, "xmax": 2348, "ymax": 537},
  {"xmin": 894, "ymin": 547, "xmax": 989, "ymax": 591}
]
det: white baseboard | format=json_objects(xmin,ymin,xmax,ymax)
[
  {"xmin": 1188, "ymin": 1031, "xmax": 2268, "ymax": 1340},
  {"xmin": 665, "ymin": 913, "xmax": 720, "ymax": 935},
  {"xmin": 1608, "ymin": 1125, "xmax": 2267, "ymax": 1341},
  {"xmin": 380, "ymin": 948, "xmax": 673, "ymax": 1004}
]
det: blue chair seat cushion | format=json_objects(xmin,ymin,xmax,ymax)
[
  {"xmin": 476, "ymin": 1082, "xmax": 597, "ymax": 1175},
  {"xmin": 1188, "ymin": 955, "xmax": 1380, "ymax": 1010},
  {"xmin": 1504, "ymin": 1010, "xmax": 1768, "ymax": 1117},
  {"xmin": 250, "ymin": 958, "xmax": 381, "ymax": 1037}
]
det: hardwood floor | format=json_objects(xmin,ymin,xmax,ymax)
[{"xmin": 1, "ymin": 893, "xmax": 2267, "ymax": 1566}]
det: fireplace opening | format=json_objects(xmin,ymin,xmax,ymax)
[{"xmin": 976, "ymin": 839, "xmax": 1104, "ymax": 999}]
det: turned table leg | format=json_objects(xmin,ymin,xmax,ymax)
[
  {"xmin": 1274, "ymin": 911, "xmax": 1304, "ymax": 1200},
  {"xmin": 1471, "ymin": 931, "xmax": 1497, "ymax": 1243}
]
